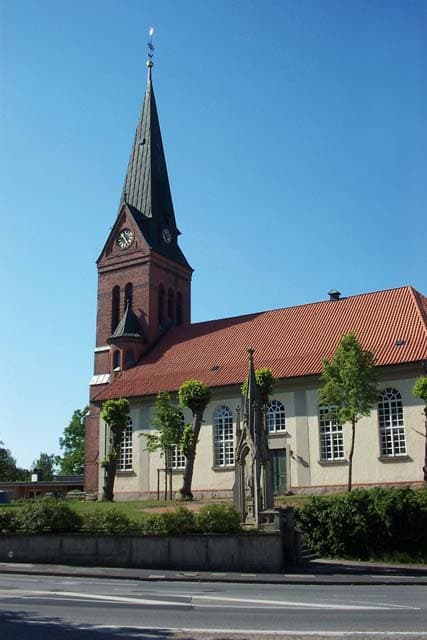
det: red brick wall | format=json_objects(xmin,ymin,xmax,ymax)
[
  {"xmin": 84, "ymin": 405, "xmax": 101, "ymax": 493},
  {"xmin": 86, "ymin": 217, "xmax": 192, "ymax": 494}
]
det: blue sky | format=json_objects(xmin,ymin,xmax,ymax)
[{"xmin": 1, "ymin": 0, "xmax": 426, "ymax": 470}]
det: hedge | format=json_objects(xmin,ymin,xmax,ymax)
[
  {"xmin": 295, "ymin": 487, "xmax": 427, "ymax": 559},
  {"xmin": 0, "ymin": 499, "xmax": 242, "ymax": 536}
]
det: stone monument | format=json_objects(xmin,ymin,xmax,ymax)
[{"xmin": 233, "ymin": 348, "xmax": 274, "ymax": 527}]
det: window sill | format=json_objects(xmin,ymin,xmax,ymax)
[
  {"xmin": 212, "ymin": 465, "xmax": 235, "ymax": 472},
  {"xmin": 116, "ymin": 470, "xmax": 136, "ymax": 476},
  {"xmin": 268, "ymin": 431, "xmax": 290, "ymax": 437},
  {"xmin": 378, "ymin": 455, "xmax": 412, "ymax": 463},
  {"xmin": 318, "ymin": 459, "xmax": 348, "ymax": 466}
]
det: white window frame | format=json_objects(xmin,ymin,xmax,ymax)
[
  {"xmin": 170, "ymin": 445, "xmax": 186, "ymax": 470},
  {"xmin": 378, "ymin": 388, "xmax": 406, "ymax": 457},
  {"xmin": 266, "ymin": 399, "xmax": 286, "ymax": 433},
  {"xmin": 213, "ymin": 405, "xmax": 234, "ymax": 467},
  {"xmin": 167, "ymin": 411, "xmax": 186, "ymax": 470},
  {"xmin": 319, "ymin": 405, "xmax": 344, "ymax": 462},
  {"xmin": 117, "ymin": 417, "xmax": 133, "ymax": 471}
]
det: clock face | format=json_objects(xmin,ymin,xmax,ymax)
[
  {"xmin": 162, "ymin": 227, "xmax": 172, "ymax": 244},
  {"xmin": 116, "ymin": 228, "xmax": 134, "ymax": 250}
]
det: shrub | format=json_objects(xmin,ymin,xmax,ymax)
[
  {"xmin": 195, "ymin": 503, "xmax": 241, "ymax": 534},
  {"xmin": 295, "ymin": 487, "xmax": 427, "ymax": 559},
  {"xmin": 0, "ymin": 508, "xmax": 18, "ymax": 533},
  {"xmin": 138, "ymin": 514, "xmax": 168, "ymax": 535},
  {"xmin": 163, "ymin": 506, "xmax": 196, "ymax": 534},
  {"xmin": 15, "ymin": 498, "xmax": 82, "ymax": 533},
  {"xmin": 83, "ymin": 509, "xmax": 133, "ymax": 534}
]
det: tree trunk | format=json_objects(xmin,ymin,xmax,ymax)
[
  {"xmin": 102, "ymin": 457, "xmax": 117, "ymax": 501},
  {"xmin": 347, "ymin": 419, "xmax": 356, "ymax": 492},
  {"xmin": 180, "ymin": 412, "xmax": 202, "ymax": 501},
  {"xmin": 102, "ymin": 429, "xmax": 122, "ymax": 502},
  {"xmin": 423, "ymin": 408, "xmax": 427, "ymax": 486}
]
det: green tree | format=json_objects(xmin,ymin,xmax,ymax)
[
  {"xmin": 241, "ymin": 368, "xmax": 275, "ymax": 404},
  {"xmin": 145, "ymin": 391, "xmax": 185, "ymax": 498},
  {"xmin": 178, "ymin": 379, "xmax": 211, "ymax": 501},
  {"xmin": 31, "ymin": 452, "xmax": 57, "ymax": 481},
  {"xmin": 146, "ymin": 391, "xmax": 184, "ymax": 458},
  {"xmin": 319, "ymin": 333, "xmax": 379, "ymax": 492},
  {"xmin": 57, "ymin": 406, "xmax": 88, "ymax": 475},
  {"xmin": 412, "ymin": 375, "xmax": 427, "ymax": 485},
  {"xmin": 0, "ymin": 443, "xmax": 20, "ymax": 481},
  {"xmin": 101, "ymin": 398, "xmax": 130, "ymax": 501}
]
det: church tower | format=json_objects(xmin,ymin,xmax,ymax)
[{"xmin": 84, "ymin": 50, "xmax": 193, "ymax": 493}]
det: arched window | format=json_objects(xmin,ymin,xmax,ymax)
[
  {"xmin": 319, "ymin": 405, "xmax": 344, "ymax": 461},
  {"xmin": 125, "ymin": 349, "xmax": 135, "ymax": 367},
  {"xmin": 112, "ymin": 349, "xmax": 120, "ymax": 370},
  {"xmin": 158, "ymin": 284, "xmax": 165, "ymax": 326},
  {"xmin": 176, "ymin": 292, "xmax": 183, "ymax": 326},
  {"xmin": 266, "ymin": 400, "xmax": 286, "ymax": 433},
  {"xmin": 170, "ymin": 411, "xmax": 186, "ymax": 469},
  {"xmin": 124, "ymin": 282, "xmax": 133, "ymax": 309},
  {"xmin": 117, "ymin": 417, "xmax": 133, "ymax": 471},
  {"xmin": 378, "ymin": 388, "xmax": 406, "ymax": 456},
  {"xmin": 167, "ymin": 289, "xmax": 175, "ymax": 324},
  {"xmin": 213, "ymin": 405, "xmax": 234, "ymax": 467},
  {"xmin": 111, "ymin": 285, "xmax": 120, "ymax": 333}
]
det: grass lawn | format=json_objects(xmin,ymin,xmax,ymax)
[
  {"xmin": 68, "ymin": 499, "xmax": 183, "ymax": 522},
  {"xmin": 1, "ymin": 494, "xmax": 311, "ymax": 523}
]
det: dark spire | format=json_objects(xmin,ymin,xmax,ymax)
[
  {"xmin": 118, "ymin": 41, "xmax": 191, "ymax": 270},
  {"xmin": 110, "ymin": 302, "xmax": 144, "ymax": 340},
  {"xmin": 121, "ymin": 63, "xmax": 176, "ymax": 229},
  {"xmin": 243, "ymin": 348, "xmax": 260, "ymax": 440},
  {"xmin": 245, "ymin": 348, "xmax": 259, "ymax": 406}
]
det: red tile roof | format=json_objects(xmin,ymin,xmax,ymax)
[{"xmin": 94, "ymin": 286, "xmax": 427, "ymax": 401}]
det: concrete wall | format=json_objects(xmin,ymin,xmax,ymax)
[{"xmin": 0, "ymin": 533, "xmax": 285, "ymax": 572}]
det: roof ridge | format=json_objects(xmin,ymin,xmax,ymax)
[
  {"xmin": 190, "ymin": 285, "xmax": 415, "ymax": 329},
  {"xmin": 94, "ymin": 284, "xmax": 427, "ymax": 403},
  {"xmin": 407, "ymin": 286, "xmax": 427, "ymax": 340}
]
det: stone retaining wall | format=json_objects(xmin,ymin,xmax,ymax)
[{"xmin": 0, "ymin": 533, "xmax": 286, "ymax": 572}]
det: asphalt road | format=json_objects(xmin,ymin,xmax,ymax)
[{"xmin": 1, "ymin": 573, "xmax": 427, "ymax": 639}]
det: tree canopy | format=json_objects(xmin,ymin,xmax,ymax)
[
  {"xmin": 0, "ymin": 442, "xmax": 28, "ymax": 481},
  {"xmin": 241, "ymin": 368, "xmax": 275, "ymax": 404},
  {"xmin": 178, "ymin": 379, "xmax": 211, "ymax": 415},
  {"xmin": 57, "ymin": 406, "xmax": 88, "ymax": 475},
  {"xmin": 145, "ymin": 391, "xmax": 184, "ymax": 459},
  {"xmin": 319, "ymin": 332, "xmax": 379, "ymax": 491},
  {"xmin": 413, "ymin": 376, "xmax": 427, "ymax": 404},
  {"xmin": 31, "ymin": 452, "xmax": 57, "ymax": 481},
  {"xmin": 412, "ymin": 375, "xmax": 427, "ymax": 484}
]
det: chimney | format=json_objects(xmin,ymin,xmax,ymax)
[{"xmin": 328, "ymin": 289, "xmax": 341, "ymax": 301}]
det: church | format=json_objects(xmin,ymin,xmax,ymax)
[{"xmin": 84, "ymin": 56, "xmax": 427, "ymax": 501}]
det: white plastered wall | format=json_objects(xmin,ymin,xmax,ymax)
[
  {"xmin": 98, "ymin": 367, "xmax": 425, "ymax": 499},
  {"xmin": 306, "ymin": 374, "xmax": 424, "ymax": 489}
]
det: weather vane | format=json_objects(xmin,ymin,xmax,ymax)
[{"xmin": 147, "ymin": 27, "xmax": 154, "ymax": 67}]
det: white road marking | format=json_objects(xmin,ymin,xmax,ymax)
[
  {"xmin": 16, "ymin": 621, "xmax": 427, "ymax": 637},
  {"xmin": 190, "ymin": 593, "xmax": 419, "ymax": 610},
  {"xmin": 1, "ymin": 589, "xmax": 189, "ymax": 606},
  {"xmin": 0, "ymin": 588, "xmax": 419, "ymax": 611}
]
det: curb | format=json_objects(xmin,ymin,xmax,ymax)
[{"xmin": 1, "ymin": 562, "xmax": 427, "ymax": 586}]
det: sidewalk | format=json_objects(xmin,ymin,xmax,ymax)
[{"xmin": 1, "ymin": 558, "xmax": 426, "ymax": 585}]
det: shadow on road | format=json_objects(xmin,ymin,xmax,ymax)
[
  {"xmin": 1, "ymin": 609, "xmax": 177, "ymax": 640},
  {"xmin": 298, "ymin": 558, "xmax": 427, "ymax": 577}
]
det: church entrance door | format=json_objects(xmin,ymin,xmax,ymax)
[{"xmin": 270, "ymin": 449, "xmax": 287, "ymax": 495}]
